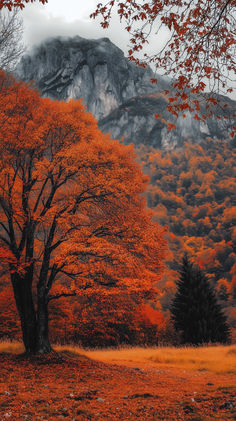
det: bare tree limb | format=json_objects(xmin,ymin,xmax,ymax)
[
  {"xmin": 0, "ymin": 9, "xmax": 24, "ymax": 72},
  {"xmin": 47, "ymin": 291, "xmax": 76, "ymax": 302}
]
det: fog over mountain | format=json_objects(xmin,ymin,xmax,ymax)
[{"xmin": 16, "ymin": 35, "xmax": 235, "ymax": 149}]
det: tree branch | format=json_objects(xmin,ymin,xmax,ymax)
[
  {"xmin": 47, "ymin": 291, "xmax": 76, "ymax": 302},
  {"xmin": 0, "ymin": 222, "xmax": 9, "ymax": 236},
  {"xmin": 33, "ymin": 175, "xmax": 50, "ymax": 213},
  {"xmin": 0, "ymin": 234, "xmax": 10, "ymax": 246}
]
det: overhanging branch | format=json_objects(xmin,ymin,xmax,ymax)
[{"xmin": 47, "ymin": 291, "xmax": 76, "ymax": 302}]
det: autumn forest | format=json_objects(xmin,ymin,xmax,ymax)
[
  {"xmin": 139, "ymin": 138, "xmax": 236, "ymax": 342},
  {"xmin": 0, "ymin": 68, "xmax": 235, "ymax": 349},
  {"xmin": 0, "ymin": 0, "xmax": 236, "ymax": 419}
]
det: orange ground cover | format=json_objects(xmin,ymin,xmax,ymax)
[{"xmin": 0, "ymin": 351, "xmax": 235, "ymax": 420}]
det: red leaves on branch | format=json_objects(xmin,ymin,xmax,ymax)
[
  {"xmin": 92, "ymin": 0, "xmax": 235, "ymax": 121},
  {"xmin": 181, "ymin": 93, "xmax": 188, "ymax": 101},
  {"xmin": 167, "ymin": 123, "xmax": 177, "ymax": 131},
  {"xmin": 0, "ymin": 0, "xmax": 47, "ymax": 10},
  {"xmin": 168, "ymin": 97, "xmax": 177, "ymax": 103},
  {"xmin": 208, "ymin": 97, "xmax": 218, "ymax": 105},
  {"xmin": 161, "ymin": 118, "xmax": 177, "ymax": 130},
  {"xmin": 230, "ymin": 127, "xmax": 236, "ymax": 138},
  {"xmin": 204, "ymin": 66, "xmax": 212, "ymax": 75}
]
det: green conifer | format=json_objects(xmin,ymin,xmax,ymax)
[{"xmin": 171, "ymin": 254, "xmax": 230, "ymax": 345}]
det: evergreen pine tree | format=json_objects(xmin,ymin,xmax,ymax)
[{"xmin": 171, "ymin": 254, "xmax": 231, "ymax": 345}]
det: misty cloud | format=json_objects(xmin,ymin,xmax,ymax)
[{"xmin": 21, "ymin": 3, "xmax": 131, "ymax": 55}]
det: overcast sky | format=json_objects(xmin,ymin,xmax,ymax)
[
  {"xmin": 21, "ymin": 0, "xmax": 135, "ymax": 54},
  {"xmin": 21, "ymin": 0, "xmax": 171, "ymax": 59}
]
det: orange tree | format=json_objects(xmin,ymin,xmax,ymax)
[
  {"xmin": 0, "ymin": 72, "xmax": 167, "ymax": 354},
  {"xmin": 92, "ymin": 0, "xmax": 236, "ymax": 133}
]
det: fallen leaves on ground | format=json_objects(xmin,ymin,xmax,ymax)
[{"xmin": 0, "ymin": 349, "xmax": 235, "ymax": 420}]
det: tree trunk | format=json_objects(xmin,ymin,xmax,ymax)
[
  {"xmin": 36, "ymin": 287, "xmax": 52, "ymax": 353},
  {"xmin": 11, "ymin": 274, "xmax": 52, "ymax": 354},
  {"xmin": 11, "ymin": 274, "xmax": 38, "ymax": 354}
]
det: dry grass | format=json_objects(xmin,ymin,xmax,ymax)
[
  {"xmin": 57, "ymin": 343, "xmax": 236, "ymax": 375},
  {"xmin": 0, "ymin": 340, "xmax": 24, "ymax": 354},
  {"xmin": 1, "ymin": 340, "xmax": 235, "ymax": 375}
]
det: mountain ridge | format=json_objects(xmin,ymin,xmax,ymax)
[{"xmin": 16, "ymin": 35, "xmax": 235, "ymax": 149}]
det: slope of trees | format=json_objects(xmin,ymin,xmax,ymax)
[
  {"xmin": 171, "ymin": 255, "xmax": 230, "ymax": 345},
  {"xmin": 139, "ymin": 138, "xmax": 235, "ymax": 284},
  {"xmin": 0, "ymin": 71, "xmax": 167, "ymax": 353},
  {"xmin": 138, "ymin": 138, "xmax": 236, "ymax": 339}
]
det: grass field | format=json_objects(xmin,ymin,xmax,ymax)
[
  {"xmin": 1, "ymin": 341, "xmax": 236, "ymax": 373},
  {"xmin": 1, "ymin": 341, "xmax": 236, "ymax": 374},
  {"xmin": 81, "ymin": 344, "xmax": 236, "ymax": 375},
  {"xmin": 0, "ymin": 341, "xmax": 235, "ymax": 420}
]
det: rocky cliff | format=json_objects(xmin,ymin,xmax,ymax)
[
  {"xmin": 16, "ymin": 35, "xmax": 235, "ymax": 149},
  {"xmin": 99, "ymin": 93, "xmax": 234, "ymax": 149},
  {"xmin": 16, "ymin": 35, "xmax": 163, "ymax": 120}
]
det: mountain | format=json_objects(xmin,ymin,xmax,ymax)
[
  {"xmin": 16, "ymin": 36, "xmax": 160, "ymax": 120},
  {"xmin": 16, "ymin": 35, "xmax": 235, "ymax": 149},
  {"xmin": 99, "ymin": 93, "xmax": 208, "ymax": 149}
]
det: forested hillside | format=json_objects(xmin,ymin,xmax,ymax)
[{"xmin": 138, "ymin": 138, "xmax": 236, "ymax": 340}]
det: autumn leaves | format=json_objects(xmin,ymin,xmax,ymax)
[{"xmin": 0, "ymin": 71, "xmax": 167, "ymax": 352}]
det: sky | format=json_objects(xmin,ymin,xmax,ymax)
[
  {"xmin": 21, "ymin": 0, "xmax": 170, "ymax": 59},
  {"xmin": 21, "ymin": 0, "xmax": 135, "ymax": 54}
]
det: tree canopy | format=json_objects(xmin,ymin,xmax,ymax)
[{"xmin": 0, "ymin": 72, "xmax": 167, "ymax": 353}]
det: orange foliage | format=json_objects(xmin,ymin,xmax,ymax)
[
  {"xmin": 136, "ymin": 304, "xmax": 165, "ymax": 329},
  {"xmin": 47, "ymin": 292, "xmax": 166, "ymax": 347},
  {"xmin": 0, "ymin": 71, "xmax": 167, "ymax": 351}
]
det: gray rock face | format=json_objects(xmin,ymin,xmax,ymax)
[
  {"xmin": 16, "ymin": 35, "xmax": 235, "ymax": 149},
  {"xmin": 99, "ymin": 93, "xmax": 234, "ymax": 149},
  {"xmin": 16, "ymin": 35, "xmax": 161, "ymax": 120}
]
